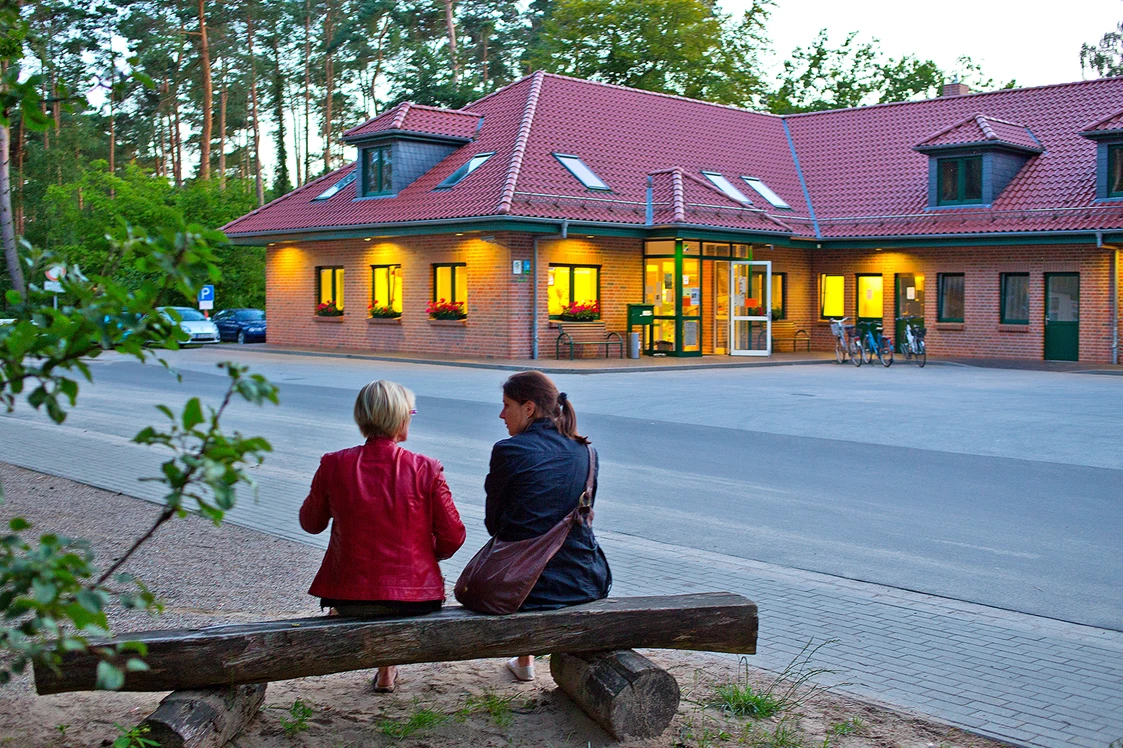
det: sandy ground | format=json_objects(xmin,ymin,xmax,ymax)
[{"xmin": 0, "ymin": 463, "xmax": 1004, "ymax": 747}]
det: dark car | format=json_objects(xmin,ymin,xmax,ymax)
[{"xmin": 213, "ymin": 308, "xmax": 267, "ymax": 343}]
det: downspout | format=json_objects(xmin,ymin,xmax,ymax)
[
  {"xmin": 531, "ymin": 220, "xmax": 569, "ymax": 360},
  {"xmin": 1100, "ymin": 231, "xmax": 1119, "ymax": 365}
]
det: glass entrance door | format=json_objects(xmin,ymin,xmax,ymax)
[
  {"xmin": 1044, "ymin": 273, "xmax": 1079, "ymax": 361},
  {"xmin": 731, "ymin": 261, "xmax": 771, "ymax": 356},
  {"xmin": 895, "ymin": 274, "xmax": 924, "ymax": 352}
]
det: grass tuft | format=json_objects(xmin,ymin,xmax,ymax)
[
  {"xmin": 377, "ymin": 707, "xmax": 448, "ymax": 739},
  {"xmin": 457, "ymin": 691, "xmax": 518, "ymax": 727}
]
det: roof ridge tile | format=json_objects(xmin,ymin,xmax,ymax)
[
  {"xmin": 497, "ymin": 71, "xmax": 545, "ymax": 216},
  {"xmin": 389, "ymin": 102, "xmax": 412, "ymax": 129}
]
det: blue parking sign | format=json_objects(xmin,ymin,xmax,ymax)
[{"xmin": 198, "ymin": 284, "xmax": 215, "ymax": 310}]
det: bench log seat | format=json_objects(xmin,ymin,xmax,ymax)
[
  {"xmin": 34, "ymin": 593, "xmax": 757, "ymax": 743},
  {"xmin": 756, "ymin": 320, "xmax": 810, "ymax": 352},
  {"xmin": 555, "ymin": 321, "xmax": 624, "ymax": 360}
]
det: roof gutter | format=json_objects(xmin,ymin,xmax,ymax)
[{"xmin": 783, "ymin": 119, "xmax": 820, "ymax": 239}]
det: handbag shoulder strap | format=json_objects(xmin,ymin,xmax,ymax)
[{"xmin": 578, "ymin": 443, "xmax": 597, "ymax": 509}]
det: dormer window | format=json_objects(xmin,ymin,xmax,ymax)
[
  {"xmin": 361, "ymin": 146, "xmax": 393, "ymax": 197},
  {"xmin": 937, "ymin": 156, "xmax": 983, "ymax": 205},
  {"xmin": 554, "ymin": 154, "xmax": 611, "ymax": 191},
  {"xmin": 1110, "ymin": 144, "xmax": 1123, "ymax": 198}
]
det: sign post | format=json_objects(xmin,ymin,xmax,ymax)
[
  {"xmin": 198, "ymin": 285, "xmax": 215, "ymax": 315},
  {"xmin": 44, "ymin": 265, "xmax": 65, "ymax": 309}
]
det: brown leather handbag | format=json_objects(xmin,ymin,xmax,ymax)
[{"xmin": 454, "ymin": 444, "xmax": 596, "ymax": 615}]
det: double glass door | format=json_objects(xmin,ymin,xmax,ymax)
[{"xmin": 731, "ymin": 261, "xmax": 771, "ymax": 356}]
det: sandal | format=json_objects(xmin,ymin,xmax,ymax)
[{"xmin": 372, "ymin": 669, "xmax": 398, "ymax": 693}]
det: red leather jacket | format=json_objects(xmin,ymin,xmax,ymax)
[{"xmin": 299, "ymin": 438, "xmax": 466, "ymax": 602}]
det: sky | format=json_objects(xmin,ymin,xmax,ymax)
[{"xmin": 731, "ymin": 0, "xmax": 1122, "ymax": 88}]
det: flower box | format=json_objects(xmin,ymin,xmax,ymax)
[
  {"xmin": 368, "ymin": 316, "xmax": 402, "ymax": 325},
  {"xmin": 313, "ymin": 315, "xmax": 344, "ymax": 323},
  {"xmin": 428, "ymin": 318, "xmax": 468, "ymax": 327}
]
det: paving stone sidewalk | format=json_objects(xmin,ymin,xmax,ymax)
[{"xmin": 3, "ymin": 415, "xmax": 1121, "ymax": 748}]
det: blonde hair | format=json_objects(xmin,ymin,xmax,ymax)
[{"xmin": 354, "ymin": 380, "xmax": 415, "ymax": 439}]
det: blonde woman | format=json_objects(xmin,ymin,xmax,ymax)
[{"xmin": 300, "ymin": 380, "xmax": 466, "ymax": 692}]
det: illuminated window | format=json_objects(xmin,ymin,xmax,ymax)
[
  {"xmin": 361, "ymin": 146, "xmax": 393, "ymax": 196},
  {"xmin": 433, "ymin": 263, "xmax": 467, "ymax": 307},
  {"xmin": 748, "ymin": 273, "xmax": 784, "ymax": 318},
  {"xmin": 317, "ymin": 266, "xmax": 344, "ymax": 311},
  {"xmin": 701, "ymin": 171, "xmax": 751, "ymax": 204},
  {"xmin": 856, "ymin": 274, "xmax": 883, "ymax": 320},
  {"xmin": 1000, "ymin": 273, "xmax": 1029, "ymax": 324},
  {"xmin": 436, "ymin": 152, "xmax": 493, "ymax": 189},
  {"xmin": 820, "ymin": 274, "xmax": 844, "ymax": 318},
  {"xmin": 938, "ymin": 274, "xmax": 964, "ymax": 322},
  {"xmin": 548, "ymin": 264, "xmax": 600, "ymax": 318},
  {"xmin": 371, "ymin": 264, "xmax": 402, "ymax": 313},
  {"xmin": 554, "ymin": 153, "xmax": 610, "ymax": 191}
]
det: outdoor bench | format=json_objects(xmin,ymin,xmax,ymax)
[
  {"xmin": 757, "ymin": 320, "xmax": 810, "ymax": 352},
  {"xmin": 555, "ymin": 321, "xmax": 624, "ymax": 359},
  {"xmin": 34, "ymin": 592, "xmax": 757, "ymax": 744}
]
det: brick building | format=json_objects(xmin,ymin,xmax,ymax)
[{"xmin": 224, "ymin": 72, "xmax": 1123, "ymax": 363}]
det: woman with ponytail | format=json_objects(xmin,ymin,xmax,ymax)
[{"xmin": 485, "ymin": 371, "xmax": 611, "ymax": 682}]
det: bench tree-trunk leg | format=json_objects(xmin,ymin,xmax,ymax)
[
  {"xmin": 550, "ymin": 649, "xmax": 679, "ymax": 739},
  {"xmin": 140, "ymin": 683, "xmax": 267, "ymax": 748}
]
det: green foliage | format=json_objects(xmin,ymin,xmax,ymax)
[
  {"xmin": 112, "ymin": 723, "xmax": 159, "ymax": 748},
  {"xmin": 279, "ymin": 698, "xmax": 314, "ymax": 737},
  {"xmin": 706, "ymin": 641, "xmax": 841, "ymax": 724},
  {"xmin": 378, "ymin": 706, "xmax": 449, "ymax": 739},
  {"xmin": 524, "ymin": 0, "xmax": 773, "ymax": 107},
  {"xmin": 1081, "ymin": 21, "xmax": 1123, "ymax": 78},
  {"xmin": 712, "ymin": 681, "xmax": 784, "ymax": 719},
  {"xmin": 828, "ymin": 717, "xmax": 863, "ymax": 737},
  {"xmin": 768, "ymin": 30, "xmax": 1009, "ymax": 114}
]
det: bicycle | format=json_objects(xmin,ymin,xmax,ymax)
[
  {"xmin": 897, "ymin": 315, "xmax": 927, "ymax": 367},
  {"xmin": 856, "ymin": 320, "xmax": 894, "ymax": 367},
  {"xmin": 829, "ymin": 317, "xmax": 858, "ymax": 364}
]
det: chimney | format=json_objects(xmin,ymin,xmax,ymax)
[{"xmin": 941, "ymin": 81, "xmax": 971, "ymax": 97}]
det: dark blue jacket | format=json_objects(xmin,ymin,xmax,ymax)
[{"xmin": 484, "ymin": 419, "xmax": 611, "ymax": 610}]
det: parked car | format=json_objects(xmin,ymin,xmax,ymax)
[
  {"xmin": 157, "ymin": 306, "xmax": 220, "ymax": 345},
  {"xmin": 213, "ymin": 308, "xmax": 267, "ymax": 343}
]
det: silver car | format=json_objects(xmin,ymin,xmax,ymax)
[{"xmin": 158, "ymin": 306, "xmax": 221, "ymax": 345}]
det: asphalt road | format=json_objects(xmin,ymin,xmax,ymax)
[{"xmin": 4, "ymin": 348, "xmax": 1121, "ymax": 631}]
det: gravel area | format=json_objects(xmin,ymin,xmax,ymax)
[{"xmin": 0, "ymin": 463, "xmax": 1004, "ymax": 748}]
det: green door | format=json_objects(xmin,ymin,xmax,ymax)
[
  {"xmin": 895, "ymin": 273, "xmax": 924, "ymax": 352},
  {"xmin": 1044, "ymin": 273, "xmax": 1079, "ymax": 361}
]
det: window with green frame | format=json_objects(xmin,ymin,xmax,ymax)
[
  {"xmin": 361, "ymin": 146, "xmax": 393, "ymax": 196},
  {"xmin": 548, "ymin": 264, "xmax": 600, "ymax": 318},
  {"xmin": 432, "ymin": 262, "xmax": 467, "ymax": 305},
  {"xmin": 820, "ymin": 274, "xmax": 844, "ymax": 318},
  {"xmin": 937, "ymin": 273, "xmax": 965, "ymax": 322},
  {"xmin": 1000, "ymin": 273, "xmax": 1029, "ymax": 324},
  {"xmin": 317, "ymin": 266, "xmax": 344, "ymax": 311},
  {"xmin": 937, "ymin": 156, "xmax": 983, "ymax": 205},
  {"xmin": 371, "ymin": 264, "xmax": 402, "ymax": 313},
  {"xmin": 1109, "ymin": 144, "xmax": 1123, "ymax": 198}
]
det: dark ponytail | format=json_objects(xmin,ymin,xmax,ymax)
[{"xmin": 502, "ymin": 371, "xmax": 589, "ymax": 444}]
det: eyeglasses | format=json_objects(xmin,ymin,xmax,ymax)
[{"xmin": 409, "ymin": 408, "xmax": 418, "ymax": 415}]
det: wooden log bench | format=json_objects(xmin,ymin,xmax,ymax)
[
  {"xmin": 555, "ymin": 321, "xmax": 624, "ymax": 360},
  {"xmin": 757, "ymin": 320, "xmax": 810, "ymax": 352},
  {"xmin": 34, "ymin": 592, "xmax": 756, "ymax": 744}
]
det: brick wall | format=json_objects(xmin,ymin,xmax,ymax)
[{"xmin": 806, "ymin": 243, "xmax": 1119, "ymax": 363}]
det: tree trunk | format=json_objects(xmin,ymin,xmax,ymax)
[
  {"xmin": 321, "ymin": 3, "xmax": 335, "ymax": 173},
  {"xmin": 14, "ymin": 118, "xmax": 23, "ymax": 235},
  {"xmin": 0, "ymin": 121, "xmax": 25, "ymax": 295},
  {"xmin": 443, "ymin": 0, "xmax": 459, "ymax": 86},
  {"xmin": 197, "ymin": 0, "xmax": 212, "ymax": 180},
  {"xmin": 173, "ymin": 33, "xmax": 185, "ymax": 188},
  {"xmin": 33, "ymin": 593, "xmax": 757, "ymax": 694},
  {"xmin": 108, "ymin": 50, "xmax": 116, "ymax": 179},
  {"xmin": 247, "ymin": 8, "xmax": 264, "ymax": 206},
  {"xmin": 371, "ymin": 14, "xmax": 390, "ymax": 115},
  {"xmin": 270, "ymin": 32, "xmax": 289, "ymax": 195},
  {"xmin": 218, "ymin": 68, "xmax": 227, "ymax": 189},
  {"xmin": 141, "ymin": 685, "xmax": 267, "ymax": 748},
  {"xmin": 303, "ymin": 0, "xmax": 311, "ymax": 183},
  {"xmin": 550, "ymin": 650, "xmax": 680, "ymax": 739}
]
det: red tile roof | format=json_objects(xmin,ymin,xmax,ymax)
[
  {"xmin": 225, "ymin": 73, "xmax": 1123, "ymax": 241},
  {"xmin": 342, "ymin": 101, "xmax": 482, "ymax": 141},
  {"xmin": 915, "ymin": 114, "xmax": 1042, "ymax": 152},
  {"xmin": 1080, "ymin": 107, "xmax": 1123, "ymax": 135}
]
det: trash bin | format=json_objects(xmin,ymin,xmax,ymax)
[{"xmin": 628, "ymin": 332, "xmax": 641, "ymax": 359}]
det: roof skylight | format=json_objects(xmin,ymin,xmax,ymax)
[
  {"xmin": 435, "ymin": 152, "xmax": 494, "ymax": 190},
  {"xmin": 311, "ymin": 171, "xmax": 356, "ymax": 201},
  {"xmin": 554, "ymin": 153, "xmax": 611, "ymax": 191},
  {"xmin": 701, "ymin": 171, "xmax": 752, "ymax": 204},
  {"xmin": 742, "ymin": 177, "xmax": 791, "ymax": 209}
]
